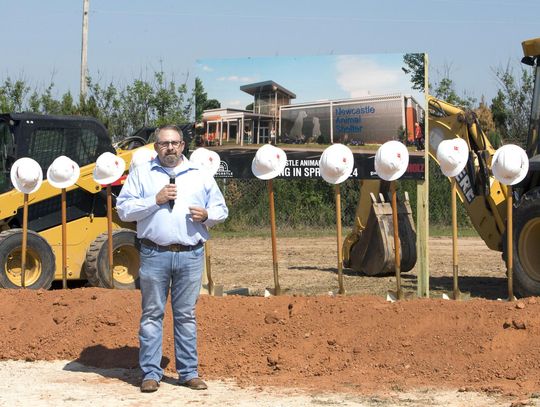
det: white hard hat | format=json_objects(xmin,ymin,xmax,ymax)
[
  {"xmin": 374, "ymin": 141, "xmax": 409, "ymax": 181},
  {"xmin": 93, "ymin": 152, "xmax": 126, "ymax": 185},
  {"xmin": 47, "ymin": 156, "xmax": 80, "ymax": 189},
  {"xmin": 491, "ymin": 144, "xmax": 529, "ymax": 186},
  {"xmin": 319, "ymin": 143, "xmax": 354, "ymax": 184},
  {"xmin": 129, "ymin": 146, "xmax": 157, "ymax": 171},
  {"xmin": 190, "ymin": 147, "xmax": 221, "ymax": 176},
  {"xmin": 251, "ymin": 144, "xmax": 287, "ymax": 180},
  {"xmin": 436, "ymin": 138, "xmax": 468, "ymax": 177},
  {"xmin": 10, "ymin": 157, "xmax": 43, "ymax": 194}
]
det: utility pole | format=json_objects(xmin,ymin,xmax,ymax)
[{"xmin": 80, "ymin": 0, "xmax": 90, "ymax": 98}]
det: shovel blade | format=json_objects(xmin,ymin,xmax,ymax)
[{"xmin": 443, "ymin": 290, "xmax": 471, "ymax": 301}]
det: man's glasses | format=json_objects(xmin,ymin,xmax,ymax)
[{"xmin": 156, "ymin": 140, "xmax": 183, "ymax": 148}]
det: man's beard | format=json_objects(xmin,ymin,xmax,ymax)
[{"xmin": 161, "ymin": 153, "xmax": 180, "ymax": 167}]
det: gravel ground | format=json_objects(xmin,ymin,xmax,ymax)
[{"xmin": 0, "ymin": 360, "xmax": 527, "ymax": 407}]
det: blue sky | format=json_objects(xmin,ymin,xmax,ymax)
[
  {"xmin": 2, "ymin": 0, "xmax": 539, "ymax": 104},
  {"xmin": 196, "ymin": 54, "xmax": 422, "ymax": 109}
]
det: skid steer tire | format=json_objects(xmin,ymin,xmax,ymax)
[
  {"xmin": 0, "ymin": 229, "xmax": 55, "ymax": 289},
  {"xmin": 508, "ymin": 189, "xmax": 540, "ymax": 298},
  {"xmin": 85, "ymin": 229, "xmax": 140, "ymax": 290}
]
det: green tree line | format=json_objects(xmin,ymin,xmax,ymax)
[
  {"xmin": 403, "ymin": 53, "xmax": 534, "ymax": 148},
  {"xmin": 0, "ymin": 71, "xmax": 193, "ymax": 142}
]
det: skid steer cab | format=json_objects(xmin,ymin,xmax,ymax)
[{"xmin": 0, "ymin": 113, "xmax": 145, "ymax": 290}]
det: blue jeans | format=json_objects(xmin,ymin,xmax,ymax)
[{"xmin": 138, "ymin": 243, "xmax": 204, "ymax": 383}]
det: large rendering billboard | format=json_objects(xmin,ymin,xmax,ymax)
[{"xmin": 195, "ymin": 53, "xmax": 426, "ymax": 180}]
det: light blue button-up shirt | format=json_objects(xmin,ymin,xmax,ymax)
[{"xmin": 116, "ymin": 155, "xmax": 228, "ymax": 246}]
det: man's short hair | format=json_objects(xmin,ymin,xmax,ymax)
[{"xmin": 154, "ymin": 125, "xmax": 184, "ymax": 141}]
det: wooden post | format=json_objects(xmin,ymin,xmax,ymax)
[
  {"xmin": 416, "ymin": 180, "xmax": 429, "ymax": 297},
  {"xmin": 21, "ymin": 194, "xmax": 29, "ymax": 288},
  {"xmin": 391, "ymin": 182, "xmax": 403, "ymax": 300},
  {"xmin": 268, "ymin": 180, "xmax": 281, "ymax": 295},
  {"xmin": 80, "ymin": 0, "xmax": 90, "ymax": 98},
  {"xmin": 416, "ymin": 53, "xmax": 429, "ymax": 298},
  {"xmin": 335, "ymin": 184, "xmax": 345, "ymax": 294}
]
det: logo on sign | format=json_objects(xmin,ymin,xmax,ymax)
[{"xmin": 216, "ymin": 161, "xmax": 234, "ymax": 178}]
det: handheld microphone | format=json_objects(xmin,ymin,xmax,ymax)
[{"xmin": 169, "ymin": 177, "xmax": 175, "ymax": 209}]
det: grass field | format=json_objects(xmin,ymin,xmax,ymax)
[{"xmin": 213, "ymin": 225, "xmax": 480, "ymax": 239}]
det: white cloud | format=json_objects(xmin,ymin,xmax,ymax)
[
  {"xmin": 202, "ymin": 65, "xmax": 213, "ymax": 72},
  {"xmin": 336, "ymin": 56, "xmax": 402, "ymax": 97},
  {"xmin": 217, "ymin": 75, "xmax": 256, "ymax": 82}
]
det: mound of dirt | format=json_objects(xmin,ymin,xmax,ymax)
[{"xmin": 1, "ymin": 288, "xmax": 540, "ymax": 399}]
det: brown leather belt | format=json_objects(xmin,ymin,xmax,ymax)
[{"xmin": 140, "ymin": 238, "xmax": 203, "ymax": 252}]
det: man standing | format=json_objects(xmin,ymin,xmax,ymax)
[
  {"xmin": 414, "ymin": 122, "xmax": 424, "ymax": 151},
  {"xmin": 117, "ymin": 125, "xmax": 228, "ymax": 393}
]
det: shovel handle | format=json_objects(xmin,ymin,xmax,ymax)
[
  {"xmin": 335, "ymin": 184, "xmax": 345, "ymax": 295},
  {"xmin": 391, "ymin": 182, "xmax": 402, "ymax": 300},
  {"xmin": 268, "ymin": 180, "xmax": 281, "ymax": 295},
  {"xmin": 107, "ymin": 185, "xmax": 115, "ymax": 289},
  {"xmin": 507, "ymin": 186, "xmax": 513, "ymax": 301},
  {"xmin": 205, "ymin": 241, "xmax": 214, "ymax": 295},
  {"xmin": 21, "ymin": 194, "xmax": 29, "ymax": 288},
  {"xmin": 61, "ymin": 189, "xmax": 67, "ymax": 289}
]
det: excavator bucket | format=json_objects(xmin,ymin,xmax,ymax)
[{"xmin": 343, "ymin": 180, "xmax": 417, "ymax": 276}]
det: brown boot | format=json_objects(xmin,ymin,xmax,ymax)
[
  {"xmin": 180, "ymin": 377, "xmax": 208, "ymax": 390},
  {"xmin": 140, "ymin": 379, "xmax": 159, "ymax": 393}
]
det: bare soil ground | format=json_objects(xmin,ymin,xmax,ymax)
[
  {"xmin": 212, "ymin": 236, "xmax": 508, "ymax": 299},
  {"xmin": 2, "ymin": 236, "xmax": 539, "ymax": 406}
]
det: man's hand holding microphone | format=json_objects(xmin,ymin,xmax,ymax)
[{"xmin": 155, "ymin": 178, "xmax": 208, "ymax": 222}]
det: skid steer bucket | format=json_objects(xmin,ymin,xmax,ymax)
[{"xmin": 343, "ymin": 181, "xmax": 417, "ymax": 276}]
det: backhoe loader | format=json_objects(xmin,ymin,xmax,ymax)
[
  {"xmin": 0, "ymin": 113, "xmax": 143, "ymax": 289},
  {"xmin": 426, "ymin": 37, "xmax": 540, "ymax": 297},
  {"xmin": 344, "ymin": 37, "xmax": 540, "ymax": 297}
]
